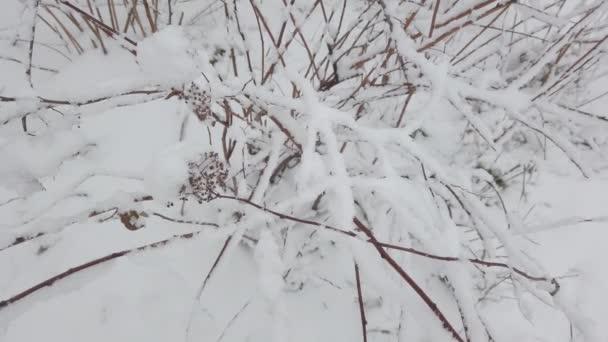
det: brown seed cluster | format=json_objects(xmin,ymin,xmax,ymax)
[
  {"xmin": 180, "ymin": 151, "xmax": 228, "ymax": 203},
  {"xmin": 182, "ymin": 83, "xmax": 212, "ymax": 122}
]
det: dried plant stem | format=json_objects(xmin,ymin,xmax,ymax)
[
  {"xmin": 353, "ymin": 218, "xmax": 464, "ymax": 342},
  {"xmin": 354, "ymin": 263, "xmax": 368, "ymax": 342},
  {"xmin": 60, "ymin": 0, "xmax": 137, "ymax": 53},
  {"xmin": 26, "ymin": 0, "xmax": 42, "ymax": 87},
  {"xmin": 0, "ymin": 230, "xmax": 202, "ymax": 310},
  {"xmin": 185, "ymin": 235, "xmax": 233, "ymax": 341},
  {"xmin": 194, "ymin": 236, "xmax": 233, "ymax": 298},
  {"xmin": 216, "ymin": 193, "xmax": 557, "ymax": 284},
  {"xmin": 0, "ymin": 191, "xmax": 560, "ymax": 323},
  {"xmin": 429, "ymin": 0, "xmax": 440, "ymax": 38}
]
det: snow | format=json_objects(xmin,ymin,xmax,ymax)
[
  {"xmin": 144, "ymin": 142, "xmax": 200, "ymax": 202},
  {"xmin": 40, "ymin": 49, "xmax": 144, "ymax": 101},
  {"xmin": 254, "ymin": 229, "xmax": 289, "ymax": 342},
  {"xmin": 255, "ymin": 229, "xmax": 285, "ymax": 301},
  {"xmin": 2, "ymin": 1, "xmax": 608, "ymax": 341},
  {"xmin": 136, "ymin": 26, "xmax": 199, "ymax": 87},
  {"xmin": 0, "ymin": 152, "xmax": 44, "ymax": 197}
]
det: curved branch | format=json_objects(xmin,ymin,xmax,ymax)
[{"xmin": 216, "ymin": 193, "xmax": 556, "ymax": 285}]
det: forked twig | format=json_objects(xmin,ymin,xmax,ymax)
[{"xmin": 353, "ymin": 218, "xmax": 464, "ymax": 342}]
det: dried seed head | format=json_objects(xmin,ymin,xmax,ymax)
[
  {"xmin": 180, "ymin": 151, "xmax": 228, "ymax": 202},
  {"xmin": 183, "ymin": 83, "xmax": 212, "ymax": 122}
]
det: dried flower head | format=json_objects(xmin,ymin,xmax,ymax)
[
  {"xmin": 182, "ymin": 82, "xmax": 212, "ymax": 122},
  {"xmin": 180, "ymin": 151, "xmax": 228, "ymax": 203}
]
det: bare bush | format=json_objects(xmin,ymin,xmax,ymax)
[{"xmin": 1, "ymin": 0, "xmax": 608, "ymax": 341}]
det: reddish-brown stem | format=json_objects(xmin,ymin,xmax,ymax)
[
  {"xmin": 432, "ymin": 0, "xmax": 497, "ymax": 31},
  {"xmin": 353, "ymin": 218, "xmax": 464, "ymax": 342},
  {"xmin": 60, "ymin": 0, "xmax": 137, "ymax": 53},
  {"xmin": 354, "ymin": 263, "xmax": 368, "ymax": 342},
  {"xmin": 417, "ymin": 1, "xmax": 513, "ymax": 53},
  {"xmin": 194, "ymin": 236, "xmax": 233, "ymax": 298},
  {"xmin": 215, "ymin": 193, "xmax": 557, "ymax": 287},
  {"xmin": 395, "ymin": 86, "xmax": 414, "ymax": 128},
  {"xmin": 1, "ymin": 89, "xmax": 162, "ymax": 106},
  {"xmin": 0, "ymin": 230, "xmax": 202, "ymax": 310},
  {"xmin": 449, "ymin": 5, "xmax": 508, "ymax": 63},
  {"xmin": 429, "ymin": 0, "xmax": 440, "ymax": 38},
  {"xmin": 141, "ymin": 0, "xmax": 157, "ymax": 33}
]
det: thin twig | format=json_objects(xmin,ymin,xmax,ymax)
[
  {"xmin": 354, "ymin": 263, "xmax": 368, "ymax": 342},
  {"xmin": 353, "ymin": 218, "xmax": 464, "ymax": 342},
  {"xmin": 429, "ymin": 0, "xmax": 440, "ymax": 38},
  {"xmin": 195, "ymin": 236, "xmax": 233, "ymax": 299},
  {"xmin": 216, "ymin": 299, "xmax": 251, "ymax": 342},
  {"xmin": 215, "ymin": 193, "xmax": 555, "ymax": 285},
  {"xmin": 26, "ymin": 0, "xmax": 42, "ymax": 87},
  {"xmin": 185, "ymin": 236, "xmax": 234, "ymax": 341},
  {"xmin": 60, "ymin": 0, "xmax": 137, "ymax": 53},
  {"xmin": 0, "ymin": 230, "xmax": 202, "ymax": 310}
]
